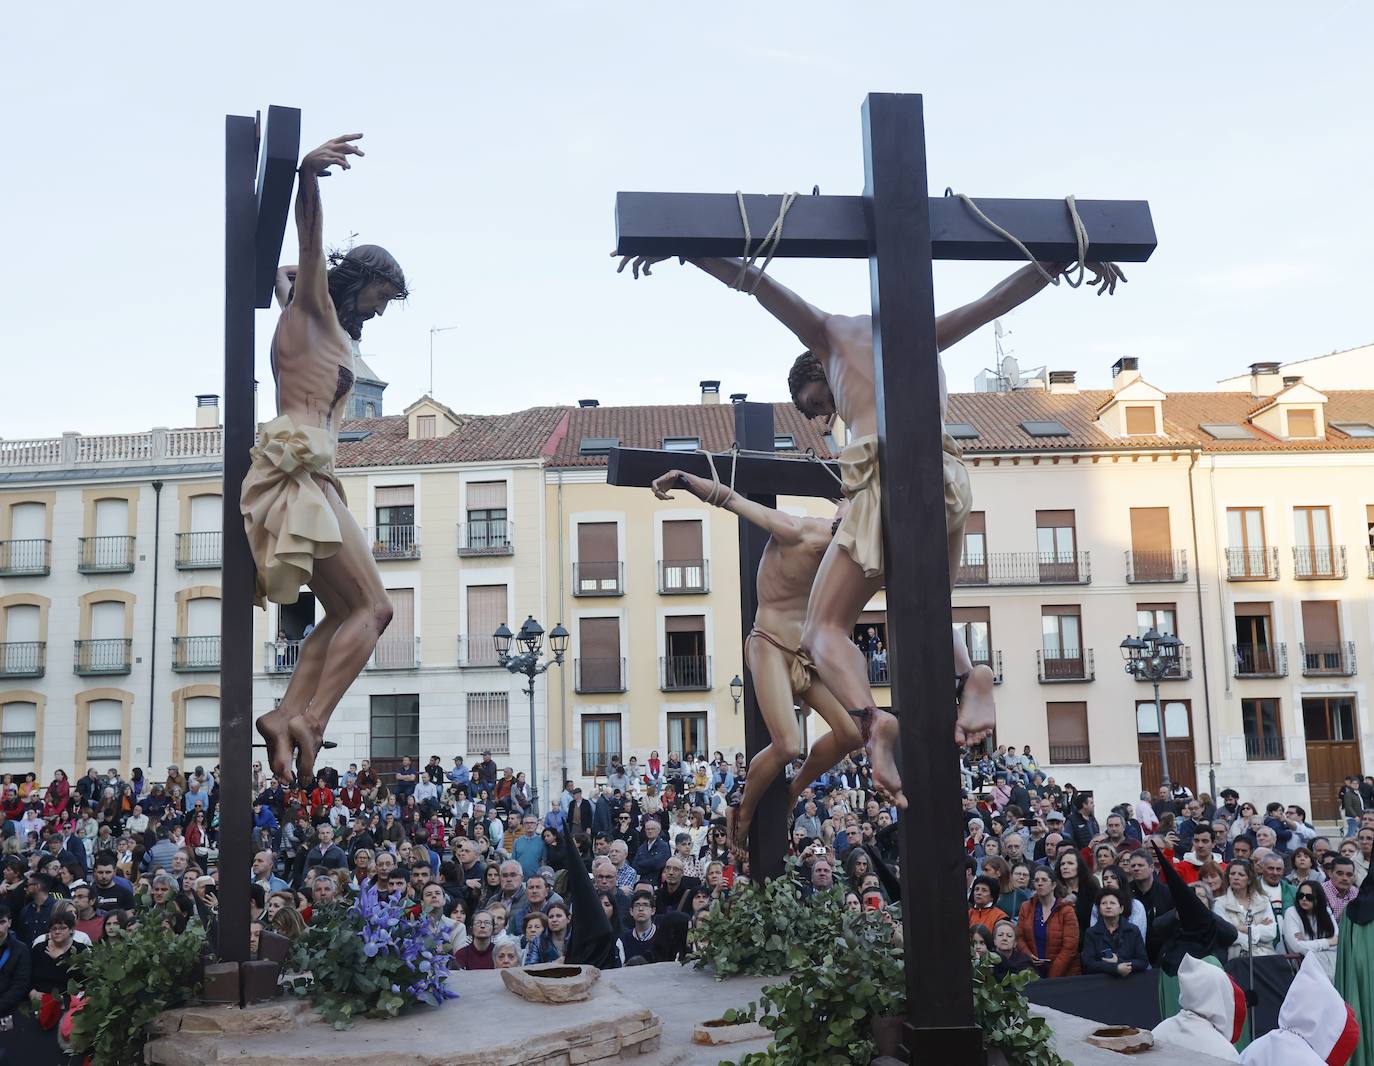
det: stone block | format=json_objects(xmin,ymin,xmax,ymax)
[{"xmin": 501, "ymin": 962, "xmax": 601, "ymax": 1003}]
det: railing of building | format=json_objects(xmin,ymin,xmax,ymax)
[
  {"xmin": 457, "ymin": 520, "xmax": 513, "ymax": 556},
  {"xmin": 1244, "ymin": 735, "xmax": 1286, "ymax": 761},
  {"xmin": 0, "ymin": 427, "xmax": 223, "ymax": 469},
  {"xmin": 1293, "ymin": 545, "xmax": 1347, "ymax": 580},
  {"xmin": 175, "ymin": 532, "xmax": 222, "ymax": 569},
  {"xmin": 78, "ymin": 536, "xmax": 136, "ymax": 573},
  {"xmin": 1037, "ymin": 648, "xmax": 1095, "ymax": 683},
  {"xmin": 661, "ymin": 654, "xmax": 711, "ymax": 691},
  {"xmin": 74, "ymin": 639, "xmax": 132, "ymax": 675},
  {"xmin": 1300, "ymin": 641, "xmax": 1357, "ymax": 676},
  {"xmin": 0, "ymin": 539, "xmax": 51, "ymax": 576},
  {"xmin": 955, "ymin": 552, "xmax": 1092, "ymax": 587},
  {"xmin": 264, "ymin": 639, "xmax": 304, "ymax": 674},
  {"xmin": 1226, "ymin": 547, "xmax": 1280, "ymax": 580},
  {"xmin": 369, "ymin": 525, "xmax": 421, "ymax": 560},
  {"xmin": 0, "ymin": 642, "xmax": 46, "ymax": 678},
  {"xmin": 172, "ymin": 636, "xmax": 222, "ymax": 672},
  {"xmin": 658, "ymin": 560, "xmax": 709, "ymax": 594},
  {"xmin": 87, "ymin": 730, "xmax": 122, "ymax": 760},
  {"xmin": 184, "ymin": 727, "xmax": 220, "ymax": 757},
  {"xmin": 1125, "ymin": 549, "xmax": 1189, "ymax": 583},
  {"xmin": 1232, "ymin": 642, "xmax": 1288, "ymax": 678},
  {"xmin": 368, "ymin": 636, "xmax": 421, "ymax": 670}
]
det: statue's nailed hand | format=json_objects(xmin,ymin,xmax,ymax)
[
  {"xmin": 301, "ymin": 134, "xmax": 365, "ymax": 177},
  {"xmin": 651, "ymin": 470, "xmax": 687, "ymax": 501},
  {"xmin": 1086, "ymin": 262, "xmax": 1127, "ymax": 296},
  {"xmin": 613, "ymin": 252, "xmax": 672, "ymax": 279}
]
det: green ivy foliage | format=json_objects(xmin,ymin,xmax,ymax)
[{"xmin": 66, "ymin": 919, "xmax": 205, "ymax": 1066}]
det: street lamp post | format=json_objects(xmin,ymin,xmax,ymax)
[
  {"xmin": 729, "ymin": 674, "xmax": 744, "ymax": 715},
  {"xmin": 1120, "ymin": 628, "xmax": 1183, "ymax": 795},
  {"xmin": 495, "ymin": 615, "xmax": 568, "ymax": 816}
]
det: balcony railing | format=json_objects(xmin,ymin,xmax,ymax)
[
  {"xmin": 368, "ymin": 636, "xmax": 421, "ymax": 670},
  {"xmin": 1293, "ymin": 545, "xmax": 1346, "ymax": 580},
  {"xmin": 74, "ymin": 638, "xmax": 132, "ymax": 676},
  {"xmin": 582, "ymin": 750, "xmax": 619, "ymax": 777},
  {"xmin": 1300, "ymin": 641, "xmax": 1357, "ymax": 677},
  {"xmin": 575, "ymin": 657, "xmax": 627, "ymax": 694},
  {"xmin": 87, "ymin": 730, "xmax": 122, "ymax": 760},
  {"xmin": 1048, "ymin": 743, "xmax": 1091, "ymax": 764},
  {"xmin": 175, "ymin": 531, "xmax": 222, "ymax": 569},
  {"xmin": 661, "ymin": 654, "xmax": 711, "ymax": 691},
  {"xmin": 184, "ymin": 726, "xmax": 220, "ymax": 757},
  {"xmin": 370, "ymin": 525, "xmax": 421, "ymax": 561},
  {"xmin": 1037, "ymin": 648, "xmax": 1095, "ymax": 683},
  {"xmin": 458, "ymin": 634, "xmax": 501, "ymax": 668},
  {"xmin": 1244, "ymin": 735, "xmax": 1286, "ymax": 761},
  {"xmin": 264, "ymin": 639, "xmax": 303, "ymax": 674},
  {"xmin": 0, "ymin": 538, "xmax": 51, "ymax": 576},
  {"xmin": 0, "ymin": 641, "xmax": 46, "ymax": 678},
  {"xmin": 78, "ymin": 535, "xmax": 135, "ymax": 573},
  {"xmin": 867, "ymin": 649, "xmax": 1003, "ymax": 686},
  {"xmin": 458, "ymin": 519, "xmax": 513, "ymax": 556},
  {"xmin": 573, "ymin": 561, "xmax": 624, "ymax": 596},
  {"xmin": 1226, "ymin": 546, "xmax": 1279, "ymax": 580},
  {"xmin": 658, "ymin": 559, "xmax": 709, "ymax": 594},
  {"xmin": 1368, "ymin": 546, "xmax": 1374, "ymax": 578},
  {"xmin": 1125, "ymin": 549, "xmax": 1188, "ymax": 583},
  {"xmin": 172, "ymin": 635, "xmax": 221, "ymax": 672},
  {"xmin": 0, "ymin": 732, "xmax": 36, "ymax": 762},
  {"xmin": 1232, "ymin": 642, "xmax": 1288, "ymax": 678},
  {"xmin": 954, "ymin": 552, "xmax": 1091, "ymax": 587},
  {"xmin": 1130, "ymin": 645, "xmax": 1193, "ymax": 680}
]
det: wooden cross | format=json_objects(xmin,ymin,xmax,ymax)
[
  {"xmin": 610, "ymin": 92, "xmax": 1156, "ymax": 1063},
  {"xmin": 219, "ymin": 104, "xmax": 300, "ymax": 975}
]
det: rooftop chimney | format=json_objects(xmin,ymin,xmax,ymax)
[
  {"xmin": 729, "ymin": 392, "xmax": 748, "ymax": 404},
  {"xmin": 1110, "ymin": 357, "xmax": 1140, "ymax": 393},
  {"xmin": 578, "ymin": 399, "xmax": 600, "ymax": 408},
  {"xmin": 1047, "ymin": 370, "xmax": 1078, "ymax": 395},
  {"xmin": 195, "ymin": 394, "xmax": 220, "ymax": 428},
  {"xmin": 700, "ymin": 379, "xmax": 721, "ymax": 405},
  {"xmin": 1248, "ymin": 361, "xmax": 1283, "ymax": 399},
  {"xmin": 1282, "ymin": 375, "xmax": 1303, "ymax": 388}
]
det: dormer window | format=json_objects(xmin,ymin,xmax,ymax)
[
  {"xmin": 1287, "ymin": 409, "xmax": 1318, "ymax": 438},
  {"xmin": 1124, "ymin": 405, "xmax": 1157, "ymax": 436},
  {"xmin": 416, "ymin": 414, "xmax": 436, "ymax": 439}
]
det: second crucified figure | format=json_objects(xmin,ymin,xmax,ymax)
[
  {"xmin": 649, "ymin": 468, "xmax": 862, "ymax": 863},
  {"xmin": 244, "ymin": 134, "xmax": 409, "ymax": 785}
]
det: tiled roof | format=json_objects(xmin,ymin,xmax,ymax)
[
  {"xmin": 548, "ymin": 403, "xmax": 835, "ymax": 468},
  {"xmin": 335, "ymin": 407, "xmax": 570, "ymax": 468},
  {"xmin": 946, "ymin": 389, "xmax": 1374, "ymax": 454}
]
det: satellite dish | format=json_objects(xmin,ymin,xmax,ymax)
[
  {"xmin": 1000, "ymin": 355, "xmax": 1021, "ymax": 386},
  {"xmin": 994, "ymin": 319, "xmax": 1006, "ymax": 338}
]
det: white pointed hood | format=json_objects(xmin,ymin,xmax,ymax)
[
  {"xmin": 1153, "ymin": 954, "xmax": 1244, "ymax": 1062},
  {"xmin": 1241, "ymin": 953, "xmax": 1360, "ymax": 1066}
]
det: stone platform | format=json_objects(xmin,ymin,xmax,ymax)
[{"xmin": 145, "ymin": 962, "xmax": 1246, "ymax": 1066}]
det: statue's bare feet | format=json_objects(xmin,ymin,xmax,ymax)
[
  {"xmin": 288, "ymin": 715, "xmax": 326, "ymax": 785},
  {"xmin": 256, "ymin": 708, "xmax": 296, "ymax": 782},
  {"xmin": 954, "ymin": 665, "xmax": 997, "ymax": 747},
  {"xmin": 866, "ymin": 709, "xmax": 906, "ymax": 810}
]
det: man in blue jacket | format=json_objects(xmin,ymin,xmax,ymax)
[{"xmin": 631, "ymin": 818, "xmax": 671, "ymax": 883}]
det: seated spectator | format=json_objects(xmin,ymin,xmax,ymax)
[
  {"xmin": 968, "ymin": 876, "xmax": 1009, "ymax": 932},
  {"xmin": 1213, "ymin": 860, "xmax": 1276, "ymax": 959},
  {"xmin": 1282, "ymin": 882, "xmax": 1338, "ymax": 981},
  {"xmin": 1016, "ymin": 867, "xmax": 1080, "ymax": 978},
  {"xmin": 453, "ymin": 911, "xmax": 496, "ymax": 970},
  {"xmin": 990, "ymin": 919, "xmax": 1035, "ymax": 979},
  {"xmin": 491, "ymin": 935, "xmax": 521, "ymax": 970},
  {"xmin": 1080, "ymin": 887, "xmax": 1148, "ymax": 977},
  {"xmin": 620, "ymin": 890, "xmax": 664, "ymax": 964},
  {"xmin": 519, "ymin": 911, "xmax": 558, "ymax": 965}
]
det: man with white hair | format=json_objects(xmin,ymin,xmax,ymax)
[{"xmin": 608, "ymin": 840, "xmax": 637, "ymax": 894}]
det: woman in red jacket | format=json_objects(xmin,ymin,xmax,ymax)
[
  {"xmin": 43, "ymin": 770, "xmax": 71, "ymax": 820},
  {"xmin": 1016, "ymin": 867, "xmax": 1081, "ymax": 978}
]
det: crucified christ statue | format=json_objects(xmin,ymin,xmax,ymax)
[
  {"xmin": 243, "ymin": 133, "xmax": 409, "ymax": 785},
  {"xmin": 649, "ymin": 468, "xmax": 862, "ymax": 863},
  {"xmin": 618, "ymin": 253, "xmax": 1123, "ymax": 808}
]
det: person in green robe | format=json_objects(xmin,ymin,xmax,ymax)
[{"xmin": 1335, "ymin": 871, "xmax": 1374, "ymax": 1066}]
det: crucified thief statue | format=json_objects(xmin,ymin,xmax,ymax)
[
  {"xmin": 244, "ymin": 133, "xmax": 408, "ymax": 785},
  {"xmin": 618, "ymin": 253, "xmax": 1123, "ymax": 807},
  {"xmin": 649, "ymin": 468, "xmax": 862, "ymax": 862}
]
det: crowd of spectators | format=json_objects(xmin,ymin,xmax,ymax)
[{"xmin": 2, "ymin": 742, "xmax": 1371, "ymax": 1046}]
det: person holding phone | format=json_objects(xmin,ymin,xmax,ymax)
[{"xmin": 1016, "ymin": 868, "xmax": 1081, "ymax": 978}]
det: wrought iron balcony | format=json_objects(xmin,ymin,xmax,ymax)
[
  {"xmin": 573, "ymin": 561, "xmax": 624, "ymax": 596},
  {"xmin": 1244, "ymin": 735, "xmax": 1286, "ymax": 761},
  {"xmin": 184, "ymin": 726, "xmax": 220, "ymax": 757},
  {"xmin": 172, "ymin": 635, "xmax": 221, "ymax": 672},
  {"xmin": 1037, "ymin": 648, "xmax": 1095, "ymax": 683},
  {"xmin": 78, "ymin": 535, "xmax": 135, "ymax": 573},
  {"xmin": 1125, "ymin": 549, "xmax": 1188, "ymax": 583},
  {"xmin": 1232, "ymin": 642, "xmax": 1287, "ymax": 678},
  {"xmin": 175, "ymin": 531, "xmax": 222, "ymax": 569},
  {"xmin": 955, "ymin": 552, "xmax": 1091, "ymax": 587},
  {"xmin": 658, "ymin": 559, "xmax": 709, "ymax": 595},
  {"xmin": 369, "ymin": 524, "xmax": 421, "ymax": 561},
  {"xmin": 264, "ymin": 639, "xmax": 303, "ymax": 674},
  {"xmin": 1368, "ymin": 546, "xmax": 1374, "ymax": 578},
  {"xmin": 0, "ymin": 731, "xmax": 35, "ymax": 762},
  {"xmin": 0, "ymin": 538, "xmax": 51, "ymax": 576},
  {"xmin": 458, "ymin": 519, "xmax": 513, "ymax": 556},
  {"xmin": 575, "ymin": 657, "xmax": 627, "ymax": 694},
  {"xmin": 0, "ymin": 641, "xmax": 46, "ymax": 678},
  {"xmin": 1300, "ymin": 641, "xmax": 1357, "ymax": 677},
  {"xmin": 868, "ymin": 651, "xmax": 1003, "ymax": 687},
  {"xmin": 1293, "ymin": 545, "xmax": 1346, "ymax": 580},
  {"xmin": 661, "ymin": 654, "xmax": 711, "ymax": 691},
  {"xmin": 74, "ymin": 638, "xmax": 132, "ymax": 676},
  {"xmin": 1047, "ymin": 743, "xmax": 1091, "ymax": 764},
  {"xmin": 1129, "ymin": 645, "xmax": 1192, "ymax": 680},
  {"xmin": 1226, "ymin": 546, "xmax": 1279, "ymax": 580},
  {"xmin": 458, "ymin": 634, "xmax": 502, "ymax": 668},
  {"xmin": 87, "ymin": 730, "xmax": 122, "ymax": 760},
  {"xmin": 367, "ymin": 636, "xmax": 421, "ymax": 670}
]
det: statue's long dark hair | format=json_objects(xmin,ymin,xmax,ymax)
[{"xmin": 325, "ymin": 244, "xmax": 408, "ymax": 340}]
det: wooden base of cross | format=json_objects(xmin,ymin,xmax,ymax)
[
  {"xmin": 218, "ymin": 104, "xmax": 300, "ymax": 981},
  {"xmin": 611, "ymin": 92, "xmax": 1155, "ymax": 1063}
]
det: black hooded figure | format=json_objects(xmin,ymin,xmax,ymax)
[
  {"xmin": 1149, "ymin": 840, "xmax": 1237, "ymax": 975},
  {"xmin": 560, "ymin": 819, "xmax": 618, "ymax": 969}
]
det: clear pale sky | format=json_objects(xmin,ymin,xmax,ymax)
[{"xmin": 4, "ymin": 3, "xmax": 1370, "ymax": 436}]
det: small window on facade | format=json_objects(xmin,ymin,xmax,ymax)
[
  {"xmin": 1200, "ymin": 423, "xmax": 1253, "ymax": 440},
  {"xmin": 1124, "ymin": 405, "xmax": 1157, "ymax": 435},
  {"xmin": 662, "ymin": 437, "xmax": 700, "ymax": 452},
  {"xmin": 579, "ymin": 437, "xmax": 620, "ymax": 456},
  {"xmin": 945, "ymin": 422, "xmax": 979, "ymax": 440},
  {"xmin": 1021, "ymin": 420, "xmax": 1070, "ymax": 437},
  {"xmin": 1287, "ymin": 409, "xmax": 1317, "ymax": 438},
  {"xmin": 773, "ymin": 434, "xmax": 796, "ymax": 450},
  {"xmin": 1332, "ymin": 422, "xmax": 1374, "ymax": 438},
  {"xmin": 416, "ymin": 414, "xmax": 436, "ymax": 439}
]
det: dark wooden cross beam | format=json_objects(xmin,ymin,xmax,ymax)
[
  {"xmin": 220, "ymin": 104, "xmax": 300, "ymax": 978},
  {"xmin": 612, "ymin": 93, "xmax": 1156, "ymax": 1064}
]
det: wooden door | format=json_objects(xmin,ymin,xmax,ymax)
[
  {"xmin": 1136, "ymin": 700, "xmax": 1197, "ymax": 796},
  {"xmin": 1303, "ymin": 697, "xmax": 1361, "ymax": 821}
]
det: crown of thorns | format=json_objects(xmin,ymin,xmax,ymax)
[{"xmin": 327, "ymin": 249, "xmax": 410, "ymax": 300}]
